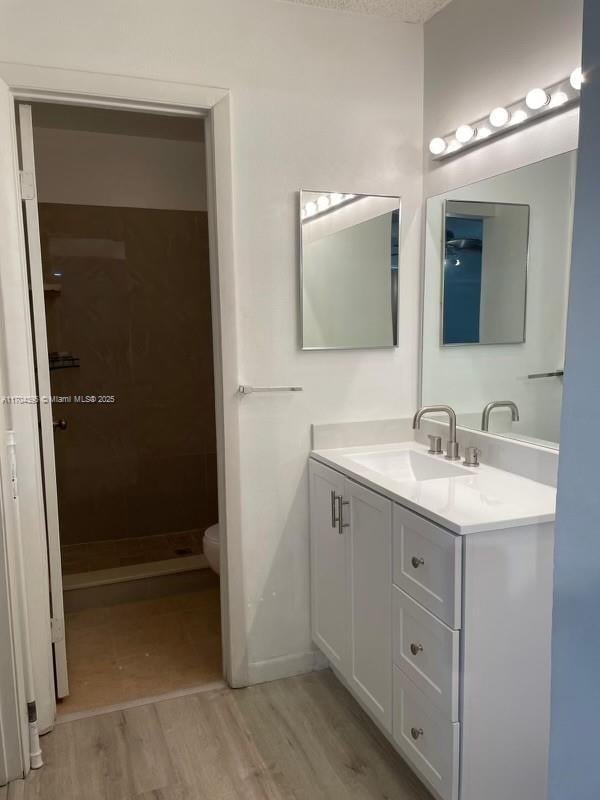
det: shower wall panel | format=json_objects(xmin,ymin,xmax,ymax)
[{"xmin": 39, "ymin": 203, "xmax": 217, "ymax": 547}]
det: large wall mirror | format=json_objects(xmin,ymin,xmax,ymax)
[
  {"xmin": 300, "ymin": 190, "xmax": 400, "ymax": 349},
  {"xmin": 421, "ymin": 151, "xmax": 577, "ymax": 449}
]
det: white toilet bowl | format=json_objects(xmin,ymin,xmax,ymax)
[{"xmin": 203, "ymin": 523, "xmax": 220, "ymax": 575}]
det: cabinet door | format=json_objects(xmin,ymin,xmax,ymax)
[
  {"xmin": 346, "ymin": 478, "xmax": 393, "ymax": 731},
  {"xmin": 309, "ymin": 459, "xmax": 349, "ymax": 675}
]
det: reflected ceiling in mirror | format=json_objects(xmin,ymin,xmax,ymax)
[{"xmin": 300, "ymin": 191, "xmax": 400, "ymax": 350}]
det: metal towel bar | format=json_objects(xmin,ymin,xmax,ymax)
[
  {"xmin": 238, "ymin": 385, "xmax": 303, "ymax": 395},
  {"xmin": 527, "ymin": 370, "xmax": 564, "ymax": 379}
]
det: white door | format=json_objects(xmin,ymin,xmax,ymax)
[
  {"xmin": 16, "ymin": 104, "xmax": 69, "ymax": 698},
  {"xmin": 346, "ymin": 478, "xmax": 392, "ymax": 731},
  {"xmin": 0, "ymin": 77, "xmax": 34, "ymax": 778},
  {"xmin": 309, "ymin": 460, "xmax": 349, "ymax": 675}
]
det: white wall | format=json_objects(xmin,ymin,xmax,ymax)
[
  {"xmin": 0, "ymin": 0, "xmax": 424, "ymax": 682},
  {"xmin": 32, "ymin": 127, "xmax": 207, "ymax": 210},
  {"xmin": 422, "ymin": 152, "xmax": 576, "ymax": 445},
  {"xmin": 478, "ymin": 204, "xmax": 529, "ymax": 345},
  {"xmin": 424, "ymin": 0, "xmax": 583, "ymax": 197}
]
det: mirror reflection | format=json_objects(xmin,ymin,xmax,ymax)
[
  {"xmin": 422, "ymin": 151, "xmax": 577, "ymax": 448},
  {"xmin": 300, "ymin": 190, "xmax": 400, "ymax": 350},
  {"xmin": 442, "ymin": 200, "xmax": 529, "ymax": 345}
]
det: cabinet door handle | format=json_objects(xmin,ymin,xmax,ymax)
[
  {"xmin": 410, "ymin": 643, "xmax": 424, "ymax": 656},
  {"xmin": 411, "ymin": 727, "xmax": 424, "ymax": 741},
  {"xmin": 411, "ymin": 556, "xmax": 425, "ymax": 569},
  {"xmin": 330, "ymin": 490, "xmax": 339, "ymax": 529},
  {"xmin": 337, "ymin": 496, "xmax": 350, "ymax": 535}
]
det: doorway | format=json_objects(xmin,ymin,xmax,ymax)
[{"xmin": 20, "ymin": 101, "xmax": 224, "ymax": 717}]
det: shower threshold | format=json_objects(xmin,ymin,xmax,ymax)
[
  {"xmin": 64, "ymin": 554, "xmax": 208, "ymax": 591},
  {"xmin": 63, "ymin": 555, "xmax": 210, "ymax": 612}
]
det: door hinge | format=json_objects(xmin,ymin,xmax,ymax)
[
  {"xmin": 50, "ymin": 617, "xmax": 65, "ymax": 644},
  {"xmin": 19, "ymin": 170, "xmax": 35, "ymax": 201}
]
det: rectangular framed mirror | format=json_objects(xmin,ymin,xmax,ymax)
[
  {"xmin": 421, "ymin": 150, "xmax": 577, "ymax": 449},
  {"xmin": 442, "ymin": 199, "xmax": 529, "ymax": 346},
  {"xmin": 299, "ymin": 190, "xmax": 401, "ymax": 350}
]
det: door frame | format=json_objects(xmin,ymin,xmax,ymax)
[{"xmin": 0, "ymin": 62, "xmax": 248, "ymax": 743}]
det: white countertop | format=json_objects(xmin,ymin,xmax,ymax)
[{"xmin": 311, "ymin": 441, "xmax": 556, "ymax": 534}]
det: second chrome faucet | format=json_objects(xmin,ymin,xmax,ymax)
[{"xmin": 413, "ymin": 405, "xmax": 460, "ymax": 461}]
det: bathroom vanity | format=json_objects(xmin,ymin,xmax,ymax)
[{"xmin": 309, "ymin": 441, "xmax": 556, "ymax": 800}]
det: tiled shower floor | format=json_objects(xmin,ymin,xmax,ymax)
[
  {"xmin": 58, "ymin": 574, "xmax": 222, "ymax": 716},
  {"xmin": 61, "ymin": 529, "xmax": 206, "ymax": 575}
]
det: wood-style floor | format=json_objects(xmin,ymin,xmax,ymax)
[{"xmin": 7, "ymin": 671, "xmax": 433, "ymax": 800}]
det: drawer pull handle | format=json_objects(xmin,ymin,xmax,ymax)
[
  {"xmin": 411, "ymin": 556, "xmax": 425, "ymax": 569},
  {"xmin": 411, "ymin": 727, "xmax": 424, "ymax": 741},
  {"xmin": 410, "ymin": 643, "xmax": 424, "ymax": 656}
]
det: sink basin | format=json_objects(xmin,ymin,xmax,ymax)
[{"xmin": 347, "ymin": 448, "xmax": 468, "ymax": 482}]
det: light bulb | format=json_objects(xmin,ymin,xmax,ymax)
[
  {"xmin": 489, "ymin": 107, "xmax": 510, "ymax": 127},
  {"xmin": 429, "ymin": 137, "xmax": 447, "ymax": 155},
  {"xmin": 330, "ymin": 193, "xmax": 343, "ymax": 205},
  {"xmin": 477, "ymin": 127, "xmax": 492, "ymax": 139},
  {"xmin": 317, "ymin": 195, "xmax": 330, "ymax": 211},
  {"xmin": 510, "ymin": 109, "xmax": 528, "ymax": 125},
  {"xmin": 526, "ymin": 88, "xmax": 549, "ymax": 110},
  {"xmin": 456, "ymin": 124, "xmax": 476, "ymax": 144},
  {"xmin": 570, "ymin": 67, "xmax": 583, "ymax": 90},
  {"xmin": 550, "ymin": 91, "xmax": 569, "ymax": 108},
  {"xmin": 304, "ymin": 201, "xmax": 317, "ymax": 217}
]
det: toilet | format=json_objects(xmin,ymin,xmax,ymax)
[{"xmin": 203, "ymin": 523, "xmax": 220, "ymax": 575}]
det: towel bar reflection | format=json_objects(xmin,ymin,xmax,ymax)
[
  {"xmin": 238, "ymin": 385, "xmax": 303, "ymax": 395},
  {"xmin": 527, "ymin": 370, "xmax": 564, "ymax": 379}
]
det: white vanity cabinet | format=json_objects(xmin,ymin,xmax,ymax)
[
  {"xmin": 309, "ymin": 456, "xmax": 554, "ymax": 800},
  {"xmin": 309, "ymin": 460, "xmax": 348, "ymax": 673},
  {"xmin": 309, "ymin": 460, "xmax": 393, "ymax": 730}
]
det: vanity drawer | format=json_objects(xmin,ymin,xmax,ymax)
[
  {"xmin": 393, "ymin": 666, "xmax": 460, "ymax": 800},
  {"xmin": 393, "ymin": 505, "xmax": 462, "ymax": 629},
  {"xmin": 393, "ymin": 586, "xmax": 459, "ymax": 720}
]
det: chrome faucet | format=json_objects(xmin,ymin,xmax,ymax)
[
  {"xmin": 413, "ymin": 405, "xmax": 460, "ymax": 461},
  {"xmin": 481, "ymin": 401, "xmax": 520, "ymax": 432}
]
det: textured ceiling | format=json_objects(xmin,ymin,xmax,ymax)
[{"xmin": 280, "ymin": 0, "xmax": 453, "ymax": 23}]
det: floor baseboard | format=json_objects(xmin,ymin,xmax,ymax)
[{"xmin": 247, "ymin": 650, "xmax": 322, "ymax": 685}]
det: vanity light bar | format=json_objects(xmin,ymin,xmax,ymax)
[
  {"xmin": 301, "ymin": 192, "xmax": 357, "ymax": 221},
  {"xmin": 429, "ymin": 68, "xmax": 583, "ymax": 160}
]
